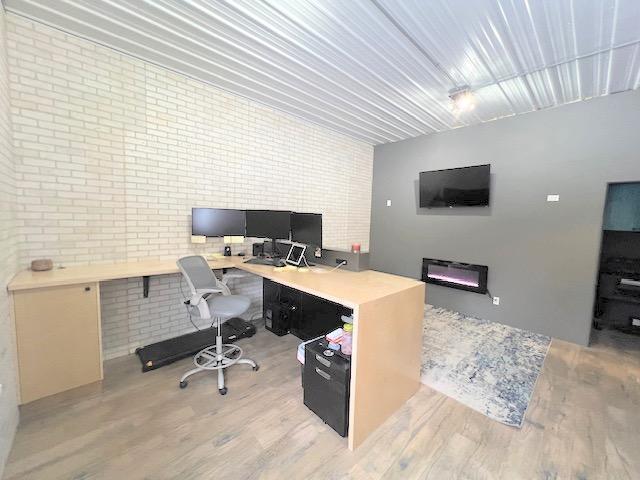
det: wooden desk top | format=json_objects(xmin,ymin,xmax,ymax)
[
  {"xmin": 237, "ymin": 262, "xmax": 423, "ymax": 308},
  {"xmin": 7, "ymin": 257, "xmax": 242, "ymax": 292},
  {"xmin": 8, "ymin": 256, "xmax": 423, "ymax": 308}
]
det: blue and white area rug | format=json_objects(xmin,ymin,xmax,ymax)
[{"xmin": 421, "ymin": 305, "xmax": 551, "ymax": 427}]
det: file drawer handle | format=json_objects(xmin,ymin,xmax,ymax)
[
  {"xmin": 315, "ymin": 354, "xmax": 331, "ymax": 368},
  {"xmin": 315, "ymin": 367, "xmax": 331, "ymax": 381}
]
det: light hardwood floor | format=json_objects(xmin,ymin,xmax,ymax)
[{"xmin": 4, "ymin": 327, "xmax": 640, "ymax": 479}]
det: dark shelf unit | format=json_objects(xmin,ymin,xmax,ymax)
[
  {"xmin": 262, "ymin": 278, "xmax": 351, "ymax": 340},
  {"xmin": 595, "ymin": 265, "xmax": 640, "ymax": 329}
]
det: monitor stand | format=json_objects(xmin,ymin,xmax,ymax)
[
  {"xmin": 270, "ymin": 238, "xmax": 279, "ymax": 258},
  {"xmin": 265, "ymin": 238, "xmax": 283, "ymax": 259}
]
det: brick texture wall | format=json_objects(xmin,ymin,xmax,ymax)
[
  {"xmin": 6, "ymin": 15, "xmax": 374, "ymax": 359},
  {"xmin": 0, "ymin": 6, "xmax": 19, "ymax": 476}
]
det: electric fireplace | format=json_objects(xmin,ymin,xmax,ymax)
[{"xmin": 421, "ymin": 258, "xmax": 488, "ymax": 294}]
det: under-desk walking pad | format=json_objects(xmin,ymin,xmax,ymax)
[{"xmin": 135, "ymin": 317, "xmax": 256, "ymax": 372}]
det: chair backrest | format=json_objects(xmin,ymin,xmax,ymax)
[{"xmin": 177, "ymin": 255, "xmax": 220, "ymax": 295}]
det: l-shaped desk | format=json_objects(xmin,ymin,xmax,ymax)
[{"xmin": 8, "ymin": 256, "xmax": 425, "ymax": 450}]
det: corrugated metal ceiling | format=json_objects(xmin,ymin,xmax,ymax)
[{"xmin": 5, "ymin": 0, "xmax": 640, "ymax": 144}]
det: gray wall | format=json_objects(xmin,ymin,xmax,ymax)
[{"xmin": 370, "ymin": 89, "xmax": 640, "ymax": 346}]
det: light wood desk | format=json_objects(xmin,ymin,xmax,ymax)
[{"xmin": 8, "ymin": 256, "xmax": 425, "ymax": 450}]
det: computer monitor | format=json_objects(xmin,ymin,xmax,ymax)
[
  {"xmin": 192, "ymin": 208, "xmax": 245, "ymax": 237},
  {"xmin": 291, "ymin": 212, "xmax": 322, "ymax": 248},
  {"xmin": 246, "ymin": 210, "xmax": 291, "ymax": 256}
]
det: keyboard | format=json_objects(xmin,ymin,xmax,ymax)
[{"xmin": 244, "ymin": 257, "xmax": 286, "ymax": 267}]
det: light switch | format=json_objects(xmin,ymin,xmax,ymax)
[
  {"xmin": 386, "ymin": 199, "xmax": 392, "ymax": 207},
  {"xmin": 547, "ymin": 194, "xmax": 560, "ymax": 202}
]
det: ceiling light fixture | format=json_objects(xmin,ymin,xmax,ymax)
[{"xmin": 448, "ymin": 85, "xmax": 476, "ymax": 114}]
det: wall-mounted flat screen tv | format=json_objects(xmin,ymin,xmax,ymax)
[{"xmin": 419, "ymin": 164, "xmax": 490, "ymax": 208}]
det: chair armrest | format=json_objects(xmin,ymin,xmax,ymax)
[
  {"xmin": 220, "ymin": 271, "xmax": 248, "ymax": 295},
  {"xmin": 190, "ymin": 288, "xmax": 223, "ymax": 305},
  {"xmin": 221, "ymin": 273, "xmax": 249, "ymax": 283},
  {"xmin": 196, "ymin": 288, "xmax": 223, "ymax": 294}
]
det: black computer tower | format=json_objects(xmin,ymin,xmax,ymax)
[
  {"xmin": 263, "ymin": 302, "xmax": 289, "ymax": 336},
  {"xmin": 303, "ymin": 339, "xmax": 351, "ymax": 437},
  {"xmin": 263, "ymin": 280, "xmax": 299, "ymax": 336}
]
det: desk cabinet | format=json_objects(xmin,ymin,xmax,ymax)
[{"xmin": 13, "ymin": 282, "xmax": 103, "ymax": 404}]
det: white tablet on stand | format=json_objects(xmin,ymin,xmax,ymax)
[{"xmin": 285, "ymin": 243, "xmax": 307, "ymax": 266}]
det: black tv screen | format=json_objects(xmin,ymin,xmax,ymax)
[
  {"xmin": 192, "ymin": 208, "xmax": 245, "ymax": 237},
  {"xmin": 419, "ymin": 164, "xmax": 490, "ymax": 208}
]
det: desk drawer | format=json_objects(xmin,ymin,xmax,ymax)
[{"xmin": 13, "ymin": 283, "xmax": 102, "ymax": 404}]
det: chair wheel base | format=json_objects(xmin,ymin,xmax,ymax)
[
  {"xmin": 179, "ymin": 380, "xmax": 188, "ymax": 389},
  {"xmin": 253, "ymin": 365, "xmax": 260, "ymax": 372},
  {"xmin": 219, "ymin": 387, "xmax": 228, "ymax": 395}
]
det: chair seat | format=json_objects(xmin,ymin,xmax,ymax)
[{"xmin": 207, "ymin": 294, "xmax": 251, "ymax": 319}]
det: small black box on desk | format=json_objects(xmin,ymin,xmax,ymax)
[{"xmin": 303, "ymin": 339, "xmax": 351, "ymax": 437}]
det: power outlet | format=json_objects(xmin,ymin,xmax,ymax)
[
  {"xmin": 492, "ymin": 296, "xmax": 500, "ymax": 306},
  {"xmin": 336, "ymin": 258, "xmax": 347, "ymax": 265}
]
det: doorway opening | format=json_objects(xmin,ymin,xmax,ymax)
[{"xmin": 592, "ymin": 182, "xmax": 640, "ymax": 352}]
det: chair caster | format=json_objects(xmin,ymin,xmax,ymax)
[
  {"xmin": 253, "ymin": 365, "xmax": 260, "ymax": 372},
  {"xmin": 219, "ymin": 387, "xmax": 228, "ymax": 395},
  {"xmin": 179, "ymin": 380, "xmax": 188, "ymax": 389}
]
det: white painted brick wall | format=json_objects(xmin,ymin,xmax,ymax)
[
  {"xmin": 0, "ymin": 7, "xmax": 19, "ymax": 476},
  {"xmin": 7, "ymin": 15, "xmax": 373, "ymax": 359}
]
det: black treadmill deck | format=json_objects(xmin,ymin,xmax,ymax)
[{"xmin": 135, "ymin": 317, "xmax": 256, "ymax": 372}]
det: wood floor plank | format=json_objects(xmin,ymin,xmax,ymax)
[{"xmin": 4, "ymin": 328, "xmax": 640, "ymax": 480}]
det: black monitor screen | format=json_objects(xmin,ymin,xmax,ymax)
[
  {"xmin": 419, "ymin": 164, "xmax": 490, "ymax": 207},
  {"xmin": 192, "ymin": 208, "xmax": 245, "ymax": 237},
  {"xmin": 291, "ymin": 213, "xmax": 322, "ymax": 247},
  {"xmin": 245, "ymin": 210, "xmax": 291, "ymax": 239}
]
